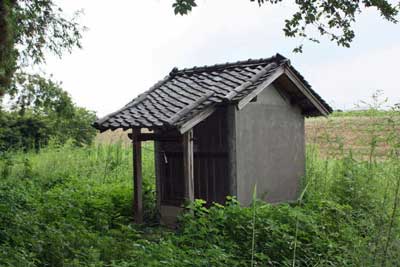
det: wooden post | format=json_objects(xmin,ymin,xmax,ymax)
[
  {"xmin": 132, "ymin": 128, "xmax": 143, "ymax": 223},
  {"xmin": 154, "ymin": 139, "xmax": 161, "ymax": 217},
  {"xmin": 183, "ymin": 129, "xmax": 194, "ymax": 202}
]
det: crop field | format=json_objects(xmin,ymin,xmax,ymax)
[
  {"xmin": 1, "ymin": 110, "xmax": 399, "ymax": 266},
  {"xmin": 306, "ymin": 113, "xmax": 400, "ymax": 158}
]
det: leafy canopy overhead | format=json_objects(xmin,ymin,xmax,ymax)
[
  {"xmin": 0, "ymin": 0, "xmax": 84, "ymax": 97},
  {"xmin": 172, "ymin": 0, "xmax": 399, "ymax": 51}
]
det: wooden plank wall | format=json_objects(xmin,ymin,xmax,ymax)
[
  {"xmin": 158, "ymin": 107, "xmax": 229, "ymax": 206},
  {"xmin": 192, "ymin": 107, "xmax": 229, "ymax": 205}
]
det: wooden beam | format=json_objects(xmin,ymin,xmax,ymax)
[
  {"xmin": 301, "ymin": 109, "xmax": 321, "ymax": 116},
  {"xmin": 153, "ymin": 132, "xmax": 162, "ymax": 218},
  {"xmin": 132, "ymin": 129, "xmax": 143, "ymax": 223},
  {"xmin": 226, "ymin": 105, "xmax": 237, "ymax": 196},
  {"xmin": 183, "ymin": 129, "xmax": 194, "ymax": 202},
  {"xmin": 237, "ymin": 67, "xmax": 285, "ymax": 110},
  {"xmin": 178, "ymin": 106, "xmax": 216, "ymax": 134},
  {"xmin": 290, "ymin": 97, "xmax": 309, "ymax": 106},
  {"xmin": 128, "ymin": 133, "xmax": 181, "ymax": 142}
]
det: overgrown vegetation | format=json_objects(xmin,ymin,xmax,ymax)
[{"xmin": 0, "ymin": 108, "xmax": 399, "ymax": 266}]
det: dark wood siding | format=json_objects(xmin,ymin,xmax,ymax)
[
  {"xmin": 158, "ymin": 107, "xmax": 229, "ymax": 206},
  {"xmin": 193, "ymin": 107, "xmax": 229, "ymax": 205},
  {"xmin": 159, "ymin": 142, "xmax": 185, "ymax": 205}
]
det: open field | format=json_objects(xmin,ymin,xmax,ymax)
[{"xmin": 306, "ymin": 114, "xmax": 400, "ymax": 158}]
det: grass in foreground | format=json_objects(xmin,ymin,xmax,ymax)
[{"xmin": 0, "ymin": 139, "xmax": 399, "ymax": 266}]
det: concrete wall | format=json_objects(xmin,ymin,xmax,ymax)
[
  {"xmin": 234, "ymin": 83, "xmax": 305, "ymax": 205},
  {"xmin": 160, "ymin": 205, "xmax": 183, "ymax": 226}
]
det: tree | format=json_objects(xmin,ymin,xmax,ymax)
[
  {"xmin": 0, "ymin": 0, "xmax": 94, "ymax": 151},
  {"xmin": 172, "ymin": 0, "xmax": 399, "ymax": 52},
  {"xmin": 0, "ymin": 0, "xmax": 83, "ymax": 97},
  {"xmin": 0, "ymin": 75, "xmax": 97, "ymax": 151},
  {"xmin": 9, "ymin": 73, "xmax": 74, "ymax": 116}
]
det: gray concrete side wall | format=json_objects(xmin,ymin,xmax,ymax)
[{"xmin": 235, "ymin": 84, "xmax": 305, "ymax": 205}]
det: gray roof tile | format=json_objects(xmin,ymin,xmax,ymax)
[{"xmin": 93, "ymin": 53, "xmax": 332, "ymax": 132}]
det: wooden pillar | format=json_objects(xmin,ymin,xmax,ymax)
[
  {"xmin": 132, "ymin": 128, "xmax": 143, "ymax": 223},
  {"xmin": 227, "ymin": 105, "xmax": 237, "ymax": 196},
  {"xmin": 183, "ymin": 129, "xmax": 194, "ymax": 202},
  {"xmin": 154, "ymin": 139, "xmax": 161, "ymax": 217}
]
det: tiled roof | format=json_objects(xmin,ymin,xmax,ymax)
[{"xmin": 93, "ymin": 53, "xmax": 332, "ymax": 132}]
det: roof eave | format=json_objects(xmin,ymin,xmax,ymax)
[{"xmin": 283, "ymin": 66, "xmax": 331, "ymax": 117}]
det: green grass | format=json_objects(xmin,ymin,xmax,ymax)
[{"xmin": 0, "ymin": 121, "xmax": 400, "ymax": 266}]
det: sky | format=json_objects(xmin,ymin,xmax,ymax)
[{"xmin": 45, "ymin": 0, "xmax": 400, "ymax": 117}]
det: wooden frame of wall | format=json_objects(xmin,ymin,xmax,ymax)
[
  {"xmin": 130, "ymin": 128, "xmax": 195, "ymax": 224},
  {"xmin": 131, "ymin": 128, "xmax": 143, "ymax": 223},
  {"xmin": 183, "ymin": 129, "xmax": 194, "ymax": 202}
]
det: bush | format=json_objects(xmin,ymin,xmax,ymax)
[
  {"xmin": 177, "ymin": 198, "xmax": 358, "ymax": 266},
  {"xmin": 0, "ymin": 108, "xmax": 97, "ymax": 152}
]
